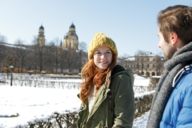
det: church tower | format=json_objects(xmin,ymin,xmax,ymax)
[
  {"xmin": 63, "ymin": 23, "xmax": 79, "ymax": 50},
  {"xmin": 37, "ymin": 25, "xmax": 45, "ymax": 47}
]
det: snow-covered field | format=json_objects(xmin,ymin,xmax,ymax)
[
  {"xmin": 0, "ymin": 73, "xmax": 150, "ymax": 128},
  {"xmin": 0, "ymin": 85, "xmax": 80, "ymax": 128}
]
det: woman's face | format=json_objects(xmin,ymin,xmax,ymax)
[{"xmin": 93, "ymin": 46, "xmax": 113, "ymax": 70}]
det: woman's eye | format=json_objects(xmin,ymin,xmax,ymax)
[
  {"xmin": 106, "ymin": 51, "xmax": 111, "ymax": 54},
  {"xmin": 95, "ymin": 52, "xmax": 101, "ymax": 55},
  {"xmin": 94, "ymin": 51, "xmax": 112, "ymax": 56},
  {"xmin": 95, "ymin": 52, "xmax": 101, "ymax": 56}
]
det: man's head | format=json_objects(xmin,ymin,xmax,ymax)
[{"xmin": 157, "ymin": 5, "xmax": 192, "ymax": 59}]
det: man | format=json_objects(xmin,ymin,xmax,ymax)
[{"xmin": 147, "ymin": 5, "xmax": 192, "ymax": 128}]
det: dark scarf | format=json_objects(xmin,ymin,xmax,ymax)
[{"xmin": 147, "ymin": 42, "xmax": 192, "ymax": 128}]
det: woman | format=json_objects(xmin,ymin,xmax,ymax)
[{"xmin": 77, "ymin": 32, "xmax": 135, "ymax": 128}]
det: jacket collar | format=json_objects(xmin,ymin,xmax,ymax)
[
  {"xmin": 86, "ymin": 71, "xmax": 112, "ymax": 121},
  {"xmin": 172, "ymin": 64, "xmax": 192, "ymax": 87}
]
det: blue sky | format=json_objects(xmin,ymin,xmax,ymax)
[{"xmin": 0, "ymin": 0, "xmax": 191, "ymax": 56}]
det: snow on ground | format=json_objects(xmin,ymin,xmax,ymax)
[
  {"xmin": 0, "ymin": 74, "xmax": 151, "ymax": 128},
  {"xmin": 0, "ymin": 85, "xmax": 80, "ymax": 128},
  {"xmin": 134, "ymin": 74, "xmax": 150, "ymax": 87},
  {"xmin": 133, "ymin": 111, "xmax": 149, "ymax": 128},
  {"xmin": 0, "ymin": 85, "xmax": 149, "ymax": 128}
]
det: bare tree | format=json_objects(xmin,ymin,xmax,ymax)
[
  {"xmin": 43, "ymin": 43, "xmax": 56, "ymax": 73},
  {"xmin": 79, "ymin": 41, "xmax": 87, "ymax": 52},
  {"xmin": 0, "ymin": 34, "xmax": 7, "ymax": 42},
  {"xmin": 15, "ymin": 40, "xmax": 26, "ymax": 72},
  {"xmin": 135, "ymin": 50, "xmax": 152, "ymax": 56},
  {"xmin": 0, "ymin": 45, "xmax": 7, "ymax": 72}
]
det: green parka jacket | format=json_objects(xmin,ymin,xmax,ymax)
[{"xmin": 77, "ymin": 65, "xmax": 135, "ymax": 128}]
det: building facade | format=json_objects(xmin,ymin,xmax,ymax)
[
  {"xmin": 123, "ymin": 55, "xmax": 164, "ymax": 77},
  {"xmin": 62, "ymin": 23, "xmax": 79, "ymax": 50}
]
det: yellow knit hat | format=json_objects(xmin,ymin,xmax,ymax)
[{"xmin": 88, "ymin": 32, "xmax": 118, "ymax": 60}]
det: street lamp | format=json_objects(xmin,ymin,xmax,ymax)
[{"xmin": 9, "ymin": 65, "xmax": 14, "ymax": 86}]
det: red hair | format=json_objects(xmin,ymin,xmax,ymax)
[{"xmin": 80, "ymin": 53, "xmax": 117, "ymax": 103}]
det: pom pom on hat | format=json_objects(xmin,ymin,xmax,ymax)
[{"xmin": 88, "ymin": 32, "xmax": 118, "ymax": 60}]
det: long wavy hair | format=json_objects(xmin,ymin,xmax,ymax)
[{"xmin": 80, "ymin": 52, "xmax": 117, "ymax": 103}]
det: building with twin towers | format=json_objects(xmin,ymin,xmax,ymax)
[{"xmin": 37, "ymin": 23, "xmax": 79, "ymax": 50}]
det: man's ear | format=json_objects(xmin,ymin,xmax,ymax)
[{"xmin": 169, "ymin": 32, "xmax": 178, "ymax": 45}]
